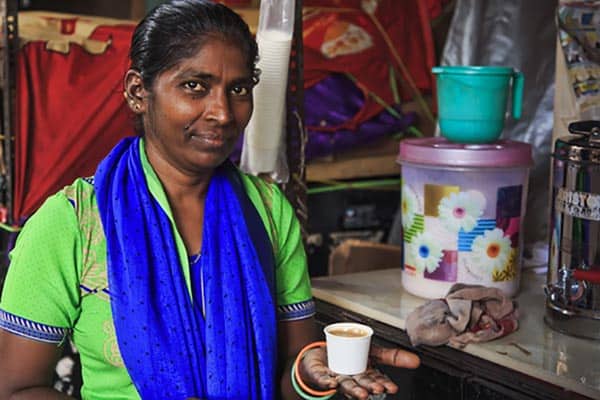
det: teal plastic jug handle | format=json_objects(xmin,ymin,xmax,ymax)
[{"xmin": 512, "ymin": 71, "xmax": 524, "ymax": 119}]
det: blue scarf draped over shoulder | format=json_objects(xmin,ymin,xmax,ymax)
[{"xmin": 95, "ymin": 137, "xmax": 276, "ymax": 399}]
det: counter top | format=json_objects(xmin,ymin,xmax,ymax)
[{"xmin": 311, "ymin": 268, "xmax": 600, "ymax": 400}]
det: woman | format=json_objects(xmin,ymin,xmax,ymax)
[{"xmin": 0, "ymin": 1, "xmax": 419, "ymax": 399}]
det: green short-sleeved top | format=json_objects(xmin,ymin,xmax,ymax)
[{"xmin": 0, "ymin": 142, "xmax": 314, "ymax": 399}]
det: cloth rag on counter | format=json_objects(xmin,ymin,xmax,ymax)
[{"xmin": 406, "ymin": 284, "xmax": 519, "ymax": 348}]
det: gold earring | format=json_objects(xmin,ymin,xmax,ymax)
[{"xmin": 123, "ymin": 90, "xmax": 128, "ymax": 100}]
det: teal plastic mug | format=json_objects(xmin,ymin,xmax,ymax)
[{"xmin": 432, "ymin": 66, "xmax": 524, "ymax": 143}]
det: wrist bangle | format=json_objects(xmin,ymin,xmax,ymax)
[
  {"xmin": 291, "ymin": 363, "xmax": 335, "ymax": 400},
  {"xmin": 292, "ymin": 341, "xmax": 337, "ymax": 399}
]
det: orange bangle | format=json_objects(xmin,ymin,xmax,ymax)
[{"xmin": 293, "ymin": 341, "xmax": 337, "ymax": 397}]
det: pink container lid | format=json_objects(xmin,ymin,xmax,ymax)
[{"xmin": 397, "ymin": 137, "xmax": 533, "ymax": 168}]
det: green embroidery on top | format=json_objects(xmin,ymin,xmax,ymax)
[
  {"xmin": 62, "ymin": 179, "xmax": 109, "ymax": 301},
  {"xmin": 243, "ymin": 174, "xmax": 279, "ymax": 258},
  {"xmin": 102, "ymin": 319, "xmax": 124, "ymax": 367},
  {"xmin": 61, "ymin": 178, "xmax": 124, "ymax": 371}
]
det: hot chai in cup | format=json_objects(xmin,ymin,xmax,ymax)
[{"xmin": 324, "ymin": 322, "xmax": 373, "ymax": 375}]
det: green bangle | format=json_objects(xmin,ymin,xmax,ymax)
[{"xmin": 290, "ymin": 363, "xmax": 335, "ymax": 400}]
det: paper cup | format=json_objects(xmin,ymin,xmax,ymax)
[{"xmin": 324, "ymin": 322, "xmax": 373, "ymax": 375}]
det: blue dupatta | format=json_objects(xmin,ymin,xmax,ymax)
[{"xmin": 95, "ymin": 137, "xmax": 276, "ymax": 399}]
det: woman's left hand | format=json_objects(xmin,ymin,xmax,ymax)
[{"xmin": 298, "ymin": 344, "xmax": 420, "ymax": 400}]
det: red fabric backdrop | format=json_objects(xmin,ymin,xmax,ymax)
[{"xmin": 14, "ymin": 16, "xmax": 136, "ymax": 222}]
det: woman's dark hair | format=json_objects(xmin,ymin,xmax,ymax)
[{"xmin": 129, "ymin": 0, "xmax": 259, "ymax": 89}]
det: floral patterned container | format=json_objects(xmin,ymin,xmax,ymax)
[{"xmin": 397, "ymin": 137, "xmax": 533, "ymax": 299}]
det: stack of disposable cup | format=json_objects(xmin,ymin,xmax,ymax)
[{"xmin": 241, "ymin": 0, "xmax": 295, "ymax": 177}]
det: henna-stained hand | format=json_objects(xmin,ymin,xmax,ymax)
[{"xmin": 298, "ymin": 345, "xmax": 420, "ymax": 400}]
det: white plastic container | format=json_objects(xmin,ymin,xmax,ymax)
[{"xmin": 398, "ymin": 138, "xmax": 533, "ymax": 299}]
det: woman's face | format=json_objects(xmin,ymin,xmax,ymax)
[{"xmin": 141, "ymin": 38, "xmax": 254, "ymax": 174}]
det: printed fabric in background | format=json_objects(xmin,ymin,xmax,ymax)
[
  {"xmin": 291, "ymin": 0, "xmax": 449, "ymax": 162},
  {"xmin": 557, "ymin": 1, "xmax": 600, "ymax": 118},
  {"xmin": 303, "ymin": 0, "xmax": 442, "ymax": 132}
]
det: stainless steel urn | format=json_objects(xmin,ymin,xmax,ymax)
[{"xmin": 545, "ymin": 120, "xmax": 600, "ymax": 339}]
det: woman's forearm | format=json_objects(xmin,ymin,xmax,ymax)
[{"xmin": 279, "ymin": 357, "xmax": 300, "ymax": 400}]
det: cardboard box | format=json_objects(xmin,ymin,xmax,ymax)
[{"xmin": 328, "ymin": 239, "xmax": 402, "ymax": 276}]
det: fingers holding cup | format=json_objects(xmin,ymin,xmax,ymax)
[{"xmin": 298, "ymin": 346, "xmax": 337, "ymax": 389}]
